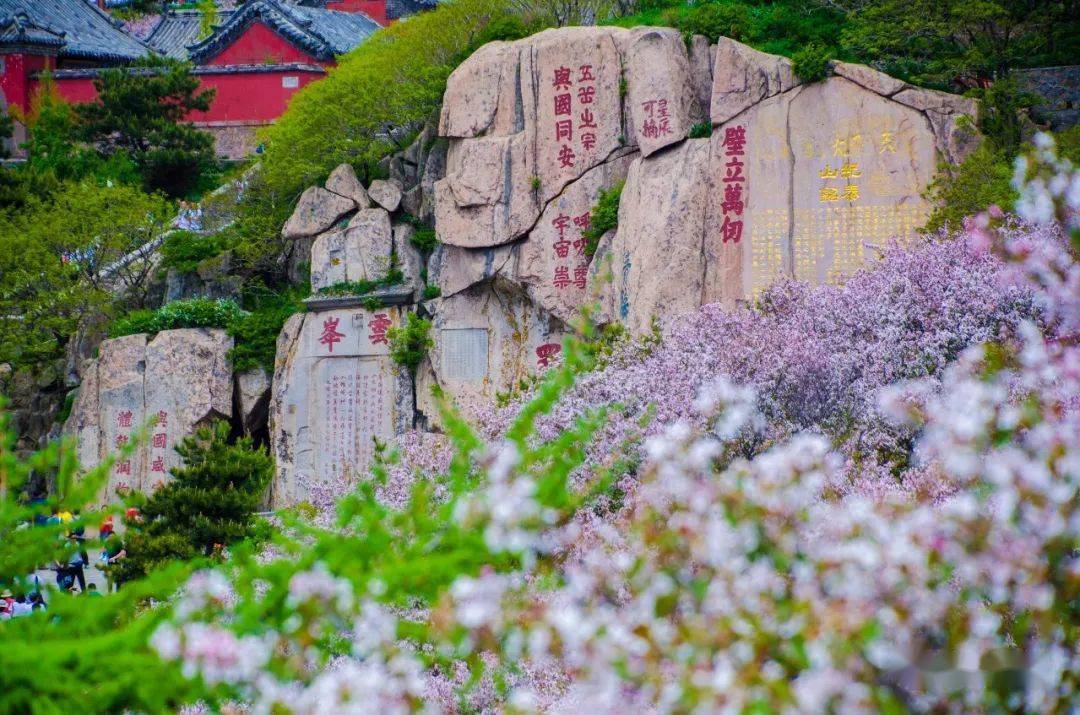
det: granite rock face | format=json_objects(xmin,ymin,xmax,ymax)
[
  {"xmin": 62, "ymin": 329, "xmax": 233, "ymax": 505},
  {"xmin": 260, "ymin": 28, "xmax": 981, "ymax": 510},
  {"xmin": 517, "ymin": 148, "xmax": 637, "ymax": 323},
  {"xmin": 416, "ymin": 280, "xmax": 566, "ymax": 428},
  {"xmin": 436, "ymin": 26, "xmax": 685, "ymax": 249}
]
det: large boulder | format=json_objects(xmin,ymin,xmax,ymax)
[
  {"xmin": 436, "ymin": 27, "xmax": 654, "ymax": 249},
  {"xmin": 325, "ymin": 163, "xmax": 371, "ymax": 208},
  {"xmin": 269, "ymin": 307, "xmax": 413, "ymax": 508},
  {"xmin": 368, "ymin": 179, "xmax": 403, "ymax": 213},
  {"xmin": 590, "ymin": 139, "xmax": 713, "ymax": 332},
  {"xmin": 282, "ymin": 187, "xmax": 356, "ymax": 240},
  {"xmin": 710, "ymin": 37, "xmax": 799, "ymax": 125},
  {"xmin": 624, "ymin": 27, "xmax": 698, "ymax": 157},
  {"xmin": 427, "ymin": 242, "xmax": 518, "ymax": 299},
  {"xmin": 309, "ymin": 208, "xmax": 394, "ymax": 291},
  {"xmin": 62, "ymin": 329, "xmax": 233, "ymax": 505}
]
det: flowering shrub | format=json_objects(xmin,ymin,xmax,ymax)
[
  {"xmin": 151, "ymin": 136, "xmax": 1077, "ymax": 712},
  {"xmin": 401, "ymin": 228, "xmax": 1039, "ymax": 502}
]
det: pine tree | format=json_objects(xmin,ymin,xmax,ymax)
[
  {"xmin": 117, "ymin": 421, "xmax": 271, "ymax": 581},
  {"xmin": 76, "ymin": 57, "xmax": 216, "ymax": 198}
]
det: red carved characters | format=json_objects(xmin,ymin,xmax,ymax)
[
  {"xmin": 551, "ymin": 211, "xmax": 591, "ymax": 292},
  {"xmin": 551, "ymin": 63, "xmax": 600, "ymax": 169},
  {"xmin": 641, "ymin": 98, "xmax": 672, "ymax": 139},
  {"xmin": 320, "ymin": 317, "xmax": 346, "ymax": 353},
  {"xmin": 536, "ymin": 342, "xmax": 562, "ymax": 368},
  {"xmin": 719, "ymin": 125, "xmax": 748, "ymax": 244},
  {"xmin": 117, "ymin": 410, "xmax": 133, "ymax": 428},
  {"xmin": 368, "ymin": 313, "xmax": 392, "ymax": 345}
]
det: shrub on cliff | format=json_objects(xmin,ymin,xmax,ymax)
[{"xmin": 107, "ymin": 298, "xmax": 245, "ymax": 338}]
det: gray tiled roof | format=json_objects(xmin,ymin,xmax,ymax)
[
  {"xmin": 187, "ymin": 0, "xmax": 380, "ymax": 63},
  {"xmin": 0, "ymin": 0, "xmax": 150, "ymax": 62},
  {"xmin": 145, "ymin": 9, "xmax": 236, "ymax": 60},
  {"xmin": 386, "ymin": 0, "xmax": 438, "ymax": 21}
]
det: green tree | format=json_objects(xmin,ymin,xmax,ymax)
[
  {"xmin": 76, "ymin": 57, "xmax": 216, "ymax": 198},
  {"xmin": 0, "ymin": 405, "xmax": 204, "ymax": 714},
  {"xmin": 838, "ymin": 0, "xmax": 1079, "ymax": 87},
  {"xmin": 0, "ymin": 182, "xmax": 171, "ymax": 369},
  {"xmin": 116, "ymin": 422, "xmax": 272, "ymax": 582}
]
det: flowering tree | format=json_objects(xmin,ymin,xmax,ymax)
[{"xmin": 150, "ymin": 135, "xmax": 1077, "ymax": 712}]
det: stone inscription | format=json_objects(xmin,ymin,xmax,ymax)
[
  {"xmin": 441, "ymin": 328, "xmax": 489, "ymax": 380},
  {"xmin": 316, "ymin": 357, "xmax": 391, "ymax": 484},
  {"xmin": 551, "ymin": 63, "xmax": 600, "ymax": 169}
]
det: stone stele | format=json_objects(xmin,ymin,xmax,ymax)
[{"xmin": 270, "ymin": 307, "xmax": 413, "ymax": 508}]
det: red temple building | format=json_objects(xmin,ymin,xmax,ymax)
[{"xmin": 0, "ymin": 0, "xmax": 429, "ymax": 157}]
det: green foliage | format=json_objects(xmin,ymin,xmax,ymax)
[
  {"xmin": 256, "ymin": 0, "xmax": 531, "ymax": 202},
  {"xmin": 76, "ymin": 57, "xmax": 216, "ymax": 199},
  {"xmin": 972, "ymin": 77, "xmax": 1039, "ymax": 155},
  {"xmin": 613, "ymin": 0, "xmax": 848, "ymax": 61},
  {"xmin": 924, "ymin": 144, "xmax": 1016, "ymax": 232},
  {"xmin": 925, "ymin": 127, "xmax": 1080, "ymax": 232},
  {"xmin": 422, "ymin": 283, "xmax": 442, "ymax": 300},
  {"xmin": 792, "ymin": 43, "xmax": 831, "ymax": 82},
  {"xmin": 197, "ymin": 0, "xmax": 219, "ymax": 40},
  {"xmin": 409, "ymin": 227, "xmax": 439, "ymax": 253},
  {"xmin": 530, "ymin": 175, "xmax": 542, "ymax": 191},
  {"xmin": 227, "ymin": 283, "xmax": 307, "ymax": 373},
  {"xmin": 108, "ymin": 298, "xmax": 245, "ymax": 339},
  {"xmin": 0, "ymin": 404, "xmax": 204, "ymax": 713},
  {"xmin": 0, "ymin": 182, "xmax": 172, "ymax": 370},
  {"xmin": 159, "ymin": 230, "xmax": 229, "ymax": 273},
  {"xmin": 217, "ymin": 171, "xmax": 293, "ymax": 273},
  {"xmin": 315, "ymin": 268, "xmax": 405, "ymax": 297},
  {"xmin": 582, "ymin": 180, "xmax": 624, "ymax": 259},
  {"xmin": 387, "ymin": 313, "xmax": 433, "ymax": 371},
  {"xmin": 688, "ymin": 122, "xmax": 712, "ymax": 138},
  {"xmin": 0, "ymin": 79, "xmax": 138, "ymax": 213},
  {"xmin": 838, "ymin": 0, "xmax": 1078, "ymax": 87},
  {"xmin": 115, "ymin": 421, "xmax": 272, "ymax": 582},
  {"xmin": 361, "ymin": 296, "xmax": 383, "ymax": 311}
]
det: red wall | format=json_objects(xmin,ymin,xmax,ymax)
[
  {"xmin": 48, "ymin": 67, "xmax": 325, "ymax": 124},
  {"xmin": 1, "ymin": 53, "xmax": 53, "ymax": 113},
  {"xmin": 190, "ymin": 69, "xmax": 326, "ymax": 122},
  {"xmin": 326, "ymin": 0, "xmax": 387, "ymax": 26},
  {"xmin": 206, "ymin": 21, "xmax": 324, "ymax": 66}
]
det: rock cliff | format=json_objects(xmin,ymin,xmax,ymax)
[{"xmin": 63, "ymin": 27, "xmax": 979, "ymax": 508}]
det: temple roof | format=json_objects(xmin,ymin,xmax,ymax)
[
  {"xmin": 186, "ymin": 0, "xmax": 380, "ymax": 63},
  {"xmin": 0, "ymin": 0, "xmax": 150, "ymax": 62},
  {"xmin": 145, "ymin": 9, "xmax": 238, "ymax": 60},
  {"xmin": 386, "ymin": 0, "xmax": 438, "ymax": 21}
]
